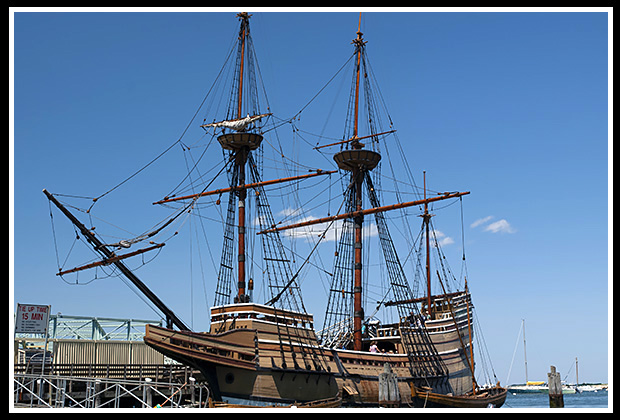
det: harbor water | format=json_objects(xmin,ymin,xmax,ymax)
[{"xmin": 504, "ymin": 390, "xmax": 608, "ymax": 409}]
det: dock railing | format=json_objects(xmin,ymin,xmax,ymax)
[
  {"xmin": 14, "ymin": 363, "xmax": 193, "ymax": 381},
  {"xmin": 13, "ymin": 372, "xmax": 209, "ymax": 408}
]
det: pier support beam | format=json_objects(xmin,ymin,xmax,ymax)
[{"xmin": 548, "ymin": 365, "xmax": 564, "ymax": 408}]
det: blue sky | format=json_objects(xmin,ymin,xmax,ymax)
[{"xmin": 11, "ymin": 9, "xmax": 610, "ymax": 385}]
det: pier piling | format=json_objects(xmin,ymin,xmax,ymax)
[
  {"xmin": 548, "ymin": 365, "xmax": 564, "ymax": 408},
  {"xmin": 378, "ymin": 363, "xmax": 400, "ymax": 407}
]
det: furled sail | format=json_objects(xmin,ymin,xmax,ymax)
[{"xmin": 200, "ymin": 113, "xmax": 271, "ymax": 132}]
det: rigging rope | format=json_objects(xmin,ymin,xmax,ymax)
[
  {"xmin": 292, "ymin": 52, "xmax": 356, "ymax": 121},
  {"xmin": 266, "ymin": 181, "xmax": 350, "ymax": 307},
  {"xmin": 84, "ymin": 32, "xmax": 239, "ymax": 212},
  {"xmin": 87, "ymin": 139, "xmax": 182, "ymax": 214},
  {"xmin": 459, "ymin": 196, "xmax": 469, "ymax": 282}
]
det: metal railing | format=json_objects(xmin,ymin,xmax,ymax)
[
  {"xmin": 13, "ymin": 372, "xmax": 209, "ymax": 408},
  {"xmin": 14, "ymin": 363, "xmax": 192, "ymax": 381}
]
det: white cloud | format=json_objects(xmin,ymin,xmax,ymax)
[
  {"xmin": 470, "ymin": 216, "xmax": 494, "ymax": 228},
  {"xmin": 438, "ymin": 236, "xmax": 455, "ymax": 246},
  {"xmin": 281, "ymin": 218, "xmax": 378, "ymax": 243},
  {"xmin": 484, "ymin": 219, "xmax": 516, "ymax": 234},
  {"xmin": 423, "ymin": 229, "xmax": 455, "ymax": 247},
  {"xmin": 278, "ymin": 207, "xmax": 300, "ymax": 218},
  {"xmin": 471, "ymin": 215, "xmax": 516, "ymax": 234}
]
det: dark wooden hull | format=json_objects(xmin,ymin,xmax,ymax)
[
  {"xmin": 143, "ymin": 323, "xmax": 339, "ymax": 404},
  {"xmin": 144, "ymin": 303, "xmax": 500, "ymax": 407}
]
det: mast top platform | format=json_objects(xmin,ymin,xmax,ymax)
[
  {"xmin": 333, "ymin": 148, "xmax": 381, "ymax": 172},
  {"xmin": 237, "ymin": 12, "xmax": 251, "ymax": 21},
  {"xmin": 218, "ymin": 132, "xmax": 263, "ymax": 151}
]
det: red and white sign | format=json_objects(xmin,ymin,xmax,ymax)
[{"xmin": 15, "ymin": 304, "xmax": 51, "ymax": 334}]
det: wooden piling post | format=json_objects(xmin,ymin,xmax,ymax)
[
  {"xmin": 378, "ymin": 363, "xmax": 400, "ymax": 407},
  {"xmin": 548, "ymin": 365, "xmax": 564, "ymax": 408}
]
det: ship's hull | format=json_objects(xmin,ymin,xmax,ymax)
[
  {"xmin": 144, "ymin": 304, "xmax": 340, "ymax": 404},
  {"xmin": 145, "ymin": 322, "xmax": 425, "ymax": 406},
  {"xmin": 423, "ymin": 292, "xmax": 476, "ymax": 395},
  {"xmin": 144, "ymin": 303, "xmax": 434, "ymax": 406},
  {"xmin": 144, "ymin": 326, "xmax": 339, "ymax": 403},
  {"xmin": 144, "ymin": 301, "xmax": 499, "ymax": 407}
]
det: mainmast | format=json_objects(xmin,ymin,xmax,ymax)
[
  {"xmin": 422, "ymin": 171, "xmax": 433, "ymax": 318},
  {"xmin": 256, "ymin": 15, "xmax": 464, "ymax": 390},
  {"xmin": 263, "ymin": 14, "xmax": 469, "ymax": 353},
  {"xmin": 335, "ymin": 14, "xmax": 376, "ymax": 351}
]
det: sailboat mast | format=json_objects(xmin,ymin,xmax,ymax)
[
  {"xmin": 523, "ymin": 318, "xmax": 529, "ymax": 383},
  {"xmin": 576, "ymin": 357, "xmax": 579, "ymax": 386}
]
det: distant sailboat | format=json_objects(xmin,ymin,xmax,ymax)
[
  {"xmin": 506, "ymin": 320, "xmax": 577, "ymax": 395},
  {"xmin": 507, "ymin": 319, "xmax": 547, "ymax": 394}
]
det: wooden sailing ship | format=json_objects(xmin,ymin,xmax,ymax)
[{"xmin": 44, "ymin": 13, "xmax": 506, "ymax": 408}]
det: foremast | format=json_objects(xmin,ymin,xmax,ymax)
[
  {"xmin": 232, "ymin": 12, "xmax": 251, "ymax": 303},
  {"xmin": 150, "ymin": 12, "xmax": 335, "ymax": 384},
  {"xmin": 153, "ymin": 13, "xmax": 335, "ymax": 312},
  {"xmin": 161, "ymin": 12, "xmax": 259, "ymax": 306}
]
